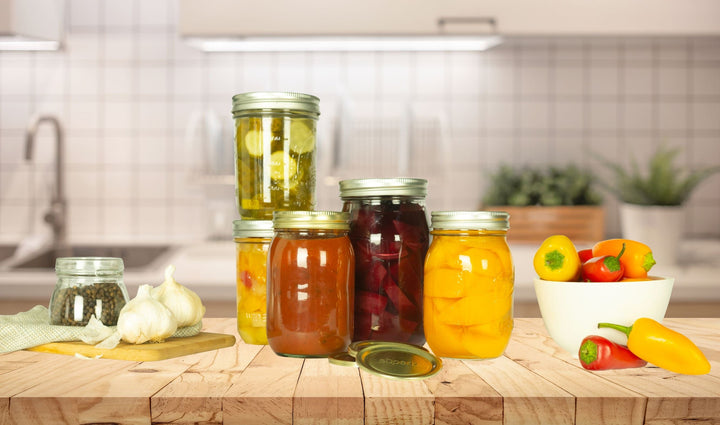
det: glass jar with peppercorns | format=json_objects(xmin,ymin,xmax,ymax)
[{"xmin": 49, "ymin": 257, "xmax": 129, "ymax": 326}]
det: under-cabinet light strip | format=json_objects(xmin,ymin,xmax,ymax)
[{"xmin": 185, "ymin": 35, "xmax": 503, "ymax": 52}]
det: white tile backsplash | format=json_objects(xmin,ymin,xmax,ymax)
[{"xmin": 0, "ymin": 0, "xmax": 719, "ymax": 243}]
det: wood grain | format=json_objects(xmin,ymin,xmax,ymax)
[
  {"xmin": 423, "ymin": 358, "xmax": 503, "ymax": 425},
  {"xmin": 223, "ymin": 345, "xmax": 304, "ymax": 425},
  {"xmin": 293, "ymin": 358, "xmax": 364, "ymax": 425},
  {"xmin": 360, "ymin": 369, "xmax": 435, "ymax": 425},
  {"xmin": 1, "ymin": 318, "xmax": 719, "ymax": 424},
  {"xmin": 462, "ymin": 355, "xmax": 576, "ymax": 425}
]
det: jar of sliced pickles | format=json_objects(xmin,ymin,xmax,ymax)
[
  {"xmin": 424, "ymin": 211, "xmax": 514, "ymax": 359},
  {"xmin": 232, "ymin": 92, "xmax": 319, "ymax": 220},
  {"xmin": 267, "ymin": 211, "xmax": 354, "ymax": 358},
  {"xmin": 233, "ymin": 219, "xmax": 273, "ymax": 345},
  {"xmin": 339, "ymin": 178, "xmax": 429, "ymax": 345}
]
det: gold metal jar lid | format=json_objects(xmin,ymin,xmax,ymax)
[
  {"xmin": 273, "ymin": 211, "xmax": 349, "ymax": 230},
  {"xmin": 431, "ymin": 211, "xmax": 510, "ymax": 231},
  {"xmin": 232, "ymin": 92, "xmax": 320, "ymax": 116},
  {"xmin": 232, "ymin": 219, "xmax": 274, "ymax": 238},
  {"xmin": 328, "ymin": 352, "xmax": 358, "ymax": 367},
  {"xmin": 354, "ymin": 342, "xmax": 442, "ymax": 380},
  {"xmin": 338, "ymin": 178, "xmax": 428, "ymax": 198}
]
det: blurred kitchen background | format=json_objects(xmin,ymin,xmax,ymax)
[{"xmin": 1, "ymin": 0, "xmax": 719, "ymax": 316}]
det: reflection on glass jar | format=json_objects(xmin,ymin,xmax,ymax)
[
  {"xmin": 339, "ymin": 178, "xmax": 429, "ymax": 346},
  {"xmin": 267, "ymin": 211, "xmax": 354, "ymax": 358},
  {"xmin": 233, "ymin": 219, "xmax": 273, "ymax": 345},
  {"xmin": 424, "ymin": 211, "xmax": 514, "ymax": 359},
  {"xmin": 232, "ymin": 92, "xmax": 319, "ymax": 220}
]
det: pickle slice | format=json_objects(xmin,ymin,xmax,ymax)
[
  {"xmin": 245, "ymin": 130, "xmax": 264, "ymax": 157},
  {"xmin": 270, "ymin": 151, "xmax": 297, "ymax": 181},
  {"xmin": 289, "ymin": 120, "xmax": 315, "ymax": 154}
]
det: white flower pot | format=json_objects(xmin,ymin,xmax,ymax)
[{"xmin": 619, "ymin": 203, "xmax": 684, "ymax": 266}]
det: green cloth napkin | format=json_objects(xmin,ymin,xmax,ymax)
[{"xmin": 0, "ymin": 305, "xmax": 201, "ymax": 354}]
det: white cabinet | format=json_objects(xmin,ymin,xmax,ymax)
[
  {"xmin": 179, "ymin": 0, "xmax": 720, "ymax": 37},
  {"xmin": 0, "ymin": 0, "xmax": 64, "ymax": 44}
]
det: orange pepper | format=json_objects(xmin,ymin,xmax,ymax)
[{"xmin": 592, "ymin": 239, "xmax": 656, "ymax": 279}]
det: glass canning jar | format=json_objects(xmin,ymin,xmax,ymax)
[
  {"xmin": 49, "ymin": 257, "xmax": 129, "ymax": 326},
  {"xmin": 233, "ymin": 219, "xmax": 273, "ymax": 345},
  {"xmin": 232, "ymin": 92, "xmax": 319, "ymax": 220},
  {"xmin": 424, "ymin": 211, "xmax": 514, "ymax": 359},
  {"xmin": 267, "ymin": 211, "xmax": 354, "ymax": 358},
  {"xmin": 339, "ymin": 178, "xmax": 429, "ymax": 345}
]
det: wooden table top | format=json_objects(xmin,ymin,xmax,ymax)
[{"xmin": 1, "ymin": 318, "xmax": 718, "ymax": 424}]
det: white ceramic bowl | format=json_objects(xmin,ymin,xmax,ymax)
[{"xmin": 534, "ymin": 277, "xmax": 674, "ymax": 357}]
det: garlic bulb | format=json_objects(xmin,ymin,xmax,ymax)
[
  {"xmin": 117, "ymin": 284, "xmax": 177, "ymax": 344},
  {"xmin": 151, "ymin": 265, "xmax": 206, "ymax": 327}
]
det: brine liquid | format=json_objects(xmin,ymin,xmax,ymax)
[
  {"xmin": 345, "ymin": 198, "xmax": 429, "ymax": 345},
  {"xmin": 267, "ymin": 232, "xmax": 354, "ymax": 357},
  {"xmin": 424, "ymin": 231, "xmax": 514, "ymax": 359},
  {"xmin": 235, "ymin": 115, "xmax": 316, "ymax": 219}
]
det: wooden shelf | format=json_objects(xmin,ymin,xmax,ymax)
[{"xmin": 1, "ymin": 318, "xmax": 718, "ymax": 424}]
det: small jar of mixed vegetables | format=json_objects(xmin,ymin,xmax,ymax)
[
  {"xmin": 233, "ymin": 219, "xmax": 273, "ymax": 345},
  {"xmin": 232, "ymin": 92, "xmax": 319, "ymax": 220},
  {"xmin": 424, "ymin": 211, "xmax": 514, "ymax": 359}
]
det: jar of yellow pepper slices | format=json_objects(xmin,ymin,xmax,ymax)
[
  {"xmin": 424, "ymin": 211, "xmax": 514, "ymax": 359},
  {"xmin": 233, "ymin": 219, "xmax": 273, "ymax": 345}
]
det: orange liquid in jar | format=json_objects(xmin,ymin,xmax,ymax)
[
  {"xmin": 423, "ymin": 230, "xmax": 514, "ymax": 359},
  {"xmin": 267, "ymin": 231, "xmax": 354, "ymax": 357}
]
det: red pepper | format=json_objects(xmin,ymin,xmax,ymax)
[
  {"xmin": 578, "ymin": 248, "xmax": 594, "ymax": 263},
  {"xmin": 579, "ymin": 335, "xmax": 647, "ymax": 370},
  {"xmin": 582, "ymin": 243, "xmax": 626, "ymax": 282}
]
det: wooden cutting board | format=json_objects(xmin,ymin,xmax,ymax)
[{"xmin": 26, "ymin": 332, "xmax": 236, "ymax": 361}]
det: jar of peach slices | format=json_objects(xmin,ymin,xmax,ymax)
[{"xmin": 424, "ymin": 211, "xmax": 514, "ymax": 359}]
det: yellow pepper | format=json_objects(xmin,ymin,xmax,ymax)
[
  {"xmin": 533, "ymin": 235, "xmax": 581, "ymax": 281},
  {"xmin": 598, "ymin": 318, "xmax": 711, "ymax": 375}
]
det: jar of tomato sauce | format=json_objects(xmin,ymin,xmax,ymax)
[
  {"xmin": 424, "ymin": 211, "xmax": 513, "ymax": 359},
  {"xmin": 339, "ymin": 178, "xmax": 429, "ymax": 345},
  {"xmin": 232, "ymin": 92, "xmax": 319, "ymax": 220},
  {"xmin": 233, "ymin": 219, "xmax": 273, "ymax": 345},
  {"xmin": 267, "ymin": 211, "xmax": 354, "ymax": 357}
]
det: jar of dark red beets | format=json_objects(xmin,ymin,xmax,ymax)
[{"xmin": 339, "ymin": 178, "xmax": 429, "ymax": 345}]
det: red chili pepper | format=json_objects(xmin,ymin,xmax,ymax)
[
  {"xmin": 579, "ymin": 335, "xmax": 647, "ymax": 370},
  {"xmin": 582, "ymin": 243, "xmax": 626, "ymax": 282},
  {"xmin": 578, "ymin": 248, "xmax": 594, "ymax": 263}
]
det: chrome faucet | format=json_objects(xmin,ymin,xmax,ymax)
[{"xmin": 25, "ymin": 115, "xmax": 68, "ymax": 250}]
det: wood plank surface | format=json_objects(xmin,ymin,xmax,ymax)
[
  {"xmin": 26, "ymin": 331, "xmax": 236, "ymax": 361},
  {"xmin": 1, "ymin": 318, "xmax": 719, "ymax": 425}
]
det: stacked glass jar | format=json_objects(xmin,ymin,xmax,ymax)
[{"xmin": 232, "ymin": 92, "xmax": 321, "ymax": 346}]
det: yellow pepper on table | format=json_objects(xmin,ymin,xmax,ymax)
[
  {"xmin": 533, "ymin": 235, "xmax": 581, "ymax": 281},
  {"xmin": 598, "ymin": 318, "xmax": 711, "ymax": 375}
]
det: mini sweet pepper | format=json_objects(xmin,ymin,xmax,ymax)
[{"xmin": 598, "ymin": 318, "xmax": 711, "ymax": 375}]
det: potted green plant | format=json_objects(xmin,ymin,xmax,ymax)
[
  {"xmin": 482, "ymin": 165, "xmax": 604, "ymax": 243},
  {"xmin": 596, "ymin": 145, "xmax": 720, "ymax": 265}
]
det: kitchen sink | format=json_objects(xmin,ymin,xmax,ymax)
[
  {"xmin": 7, "ymin": 245, "xmax": 173, "ymax": 270},
  {"xmin": 0, "ymin": 245, "xmax": 19, "ymax": 262}
]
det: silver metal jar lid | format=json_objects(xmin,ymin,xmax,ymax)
[
  {"xmin": 338, "ymin": 178, "xmax": 428, "ymax": 198},
  {"xmin": 273, "ymin": 211, "xmax": 349, "ymax": 230},
  {"xmin": 233, "ymin": 219, "xmax": 274, "ymax": 238},
  {"xmin": 232, "ymin": 92, "xmax": 320, "ymax": 116},
  {"xmin": 431, "ymin": 211, "xmax": 510, "ymax": 231},
  {"xmin": 55, "ymin": 257, "xmax": 124, "ymax": 276}
]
